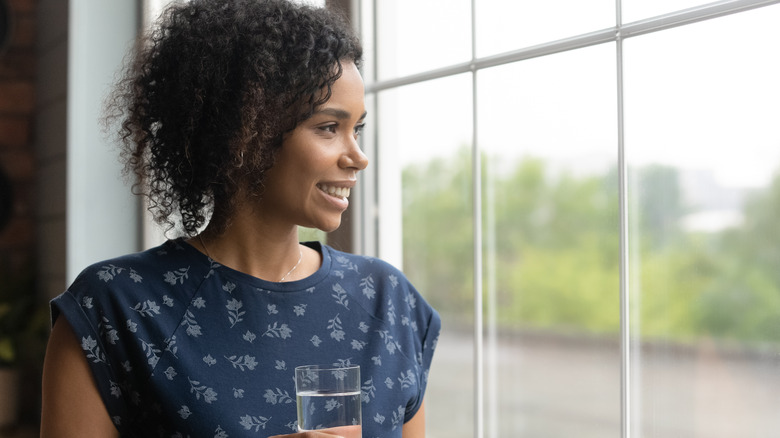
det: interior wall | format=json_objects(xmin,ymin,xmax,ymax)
[{"xmin": 35, "ymin": 0, "xmax": 67, "ymax": 302}]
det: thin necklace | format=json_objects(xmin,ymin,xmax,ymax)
[
  {"xmin": 278, "ymin": 248, "xmax": 303, "ymax": 282},
  {"xmin": 198, "ymin": 235, "xmax": 303, "ymax": 282},
  {"xmin": 198, "ymin": 234, "xmax": 212, "ymax": 260}
]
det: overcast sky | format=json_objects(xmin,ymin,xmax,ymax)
[{"xmin": 377, "ymin": 1, "xmax": 780, "ymax": 190}]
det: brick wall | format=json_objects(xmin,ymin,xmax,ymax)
[
  {"xmin": 0, "ymin": 0, "xmax": 39, "ymax": 430},
  {"xmin": 0, "ymin": 0, "xmax": 36, "ymax": 271}
]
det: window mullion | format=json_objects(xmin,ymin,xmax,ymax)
[{"xmin": 616, "ymin": 1, "xmax": 631, "ymax": 435}]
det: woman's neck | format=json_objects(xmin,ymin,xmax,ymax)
[{"xmin": 194, "ymin": 213, "xmax": 314, "ymax": 282}]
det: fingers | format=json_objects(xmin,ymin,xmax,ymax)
[
  {"xmin": 268, "ymin": 432, "xmax": 344, "ymax": 438},
  {"xmin": 268, "ymin": 424, "xmax": 360, "ymax": 437}
]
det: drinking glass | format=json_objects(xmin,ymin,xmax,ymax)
[{"xmin": 295, "ymin": 364, "xmax": 362, "ymax": 437}]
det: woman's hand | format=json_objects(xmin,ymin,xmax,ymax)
[
  {"xmin": 269, "ymin": 425, "xmax": 361, "ymax": 438},
  {"xmin": 268, "ymin": 434, "xmax": 341, "ymax": 438},
  {"xmin": 272, "ymin": 401, "xmax": 426, "ymax": 437},
  {"xmin": 268, "ymin": 434, "xmax": 338, "ymax": 438}
]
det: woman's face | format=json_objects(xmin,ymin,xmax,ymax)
[{"xmin": 259, "ymin": 61, "xmax": 369, "ymax": 232}]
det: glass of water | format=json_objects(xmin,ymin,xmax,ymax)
[{"xmin": 295, "ymin": 364, "xmax": 362, "ymax": 437}]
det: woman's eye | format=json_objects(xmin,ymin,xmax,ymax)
[
  {"xmin": 319, "ymin": 124, "xmax": 338, "ymax": 134},
  {"xmin": 353, "ymin": 123, "xmax": 366, "ymax": 137}
]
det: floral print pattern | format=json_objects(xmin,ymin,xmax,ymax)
[{"xmin": 51, "ymin": 240, "xmax": 440, "ymax": 437}]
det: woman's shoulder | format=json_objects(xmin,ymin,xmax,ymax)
[
  {"xmin": 52, "ymin": 239, "xmax": 208, "ymax": 342},
  {"xmin": 321, "ymin": 244, "xmax": 438, "ymax": 321},
  {"xmin": 66, "ymin": 239, "xmax": 206, "ymax": 300},
  {"xmin": 324, "ymin": 245, "xmax": 407, "ymax": 280}
]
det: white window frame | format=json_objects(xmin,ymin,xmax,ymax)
[{"xmin": 354, "ymin": 1, "xmax": 780, "ymax": 437}]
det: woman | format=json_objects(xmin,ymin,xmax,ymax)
[{"xmin": 40, "ymin": 1, "xmax": 440, "ymax": 437}]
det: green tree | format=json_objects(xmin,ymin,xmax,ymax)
[
  {"xmin": 695, "ymin": 172, "xmax": 780, "ymax": 342},
  {"xmin": 403, "ymin": 151, "xmax": 621, "ymax": 332},
  {"xmin": 633, "ymin": 164, "xmax": 685, "ymax": 250},
  {"xmin": 402, "ymin": 152, "xmax": 780, "ymax": 345},
  {"xmin": 402, "ymin": 149, "xmax": 474, "ymax": 317},
  {"xmin": 489, "ymin": 156, "xmax": 620, "ymax": 333}
]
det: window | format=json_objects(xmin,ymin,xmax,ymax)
[
  {"xmin": 357, "ymin": 1, "xmax": 780, "ymax": 437},
  {"xmin": 625, "ymin": 8, "xmax": 780, "ymax": 436}
]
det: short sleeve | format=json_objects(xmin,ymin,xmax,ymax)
[
  {"xmin": 48, "ymin": 248, "xmax": 198, "ymax": 434},
  {"xmin": 404, "ymin": 290, "xmax": 441, "ymax": 422},
  {"xmin": 50, "ymin": 276, "xmax": 132, "ymax": 430}
]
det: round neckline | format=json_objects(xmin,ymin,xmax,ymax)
[{"xmin": 176, "ymin": 239, "xmax": 331, "ymax": 292}]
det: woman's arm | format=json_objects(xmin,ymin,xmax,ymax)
[
  {"xmin": 402, "ymin": 400, "xmax": 426, "ymax": 438},
  {"xmin": 40, "ymin": 317, "xmax": 119, "ymax": 438}
]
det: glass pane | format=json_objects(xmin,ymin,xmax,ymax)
[
  {"xmin": 478, "ymin": 44, "xmax": 619, "ymax": 438},
  {"xmin": 623, "ymin": 0, "xmax": 714, "ymax": 23},
  {"xmin": 375, "ymin": 0, "xmax": 472, "ymax": 80},
  {"xmin": 298, "ymin": 227, "xmax": 326, "ymax": 243},
  {"xmin": 476, "ymin": 0, "xmax": 614, "ymax": 57},
  {"xmin": 625, "ymin": 5, "xmax": 780, "ymax": 437},
  {"xmin": 358, "ymin": 0, "xmax": 376, "ymax": 85},
  {"xmin": 376, "ymin": 74, "xmax": 475, "ymax": 438}
]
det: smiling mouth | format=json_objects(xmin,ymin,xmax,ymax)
[{"xmin": 317, "ymin": 184, "xmax": 351, "ymax": 200}]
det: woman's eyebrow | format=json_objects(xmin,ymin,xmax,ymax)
[{"xmin": 317, "ymin": 108, "xmax": 368, "ymax": 121}]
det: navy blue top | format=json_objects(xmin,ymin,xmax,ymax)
[{"xmin": 51, "ymin": 239, "xmax": 441, "ymax": 437}]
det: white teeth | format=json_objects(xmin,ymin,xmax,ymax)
[{"xmin": 318, "ymin": 184, "xmax": 351, "ymax": 199}]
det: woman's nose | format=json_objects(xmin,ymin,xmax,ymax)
[{"xmin": 340, "ymin": 137, "xmax": 369, "ymax": 171}]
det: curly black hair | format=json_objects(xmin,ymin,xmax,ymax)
[{"xmin": 106, "ymin": 0, "xmax": 362, "ymax": 237}]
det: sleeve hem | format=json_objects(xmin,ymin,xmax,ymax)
[
  {"xmin": 404, "ymin": 307, "xmax": 441, "ymax": 423},
  {"xmin": 50, "ymin": 292, "xmax": 128, "ymax": 428}
]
